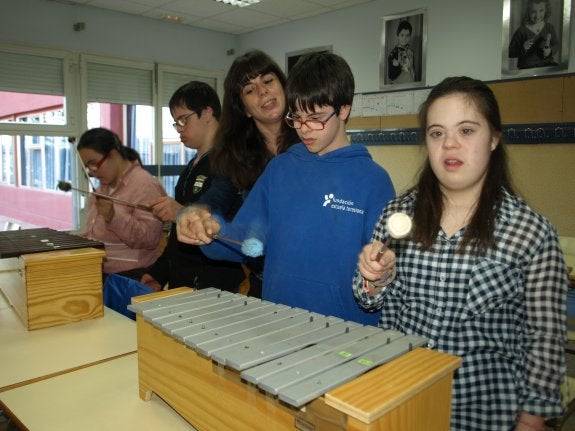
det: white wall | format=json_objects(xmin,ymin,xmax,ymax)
[
  {"xmin": 0, "ymin": 0, "xmax": 237, "ymax": 72},
  {"xmin": 1, "ymin": 0, "xmax": 573, "ymax": 92}
]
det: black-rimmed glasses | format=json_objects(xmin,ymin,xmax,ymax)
[
  {"xmin": 172, "ymin": 112, "xmax": 198, "ymax": 131},
  {"xmin": 284, "ymin": 109, "xmax": 339, "ymax": 130}
]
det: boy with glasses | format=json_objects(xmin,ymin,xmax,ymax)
[
  {"xmin": 140, "ymin": 81, "xmax": 245, "ymax": 292},
  {"xmin": 177, "ymin": 52, "xmax": 395, "ymax": 325}
]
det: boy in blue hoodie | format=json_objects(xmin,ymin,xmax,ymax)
[{"xmin": 176, "ymin": 52, "xmax": 395, "ymax": 326}]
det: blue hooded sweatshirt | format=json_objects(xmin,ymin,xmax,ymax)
[{"xmin": 201, "ymin": 142, "xmax": 395, "ymax": 326}]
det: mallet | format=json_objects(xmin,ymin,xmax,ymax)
[
  {"xmin": 57, "ymin": 180, "xmax": 152, "ymax": 212},
  {"xmin": 376, "ymin": 212, "xmax": 413, "ymax": 260},
  {"xmin": 214, "ymin": 235, "xmax": 263, "ymax": 258}
]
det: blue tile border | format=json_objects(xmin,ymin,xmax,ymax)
[{"xmin": 349, "ymin": 122, "xmax": 575, "ymax": 145}]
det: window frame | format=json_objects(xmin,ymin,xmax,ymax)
[{"xmin": 0, "ymin": 42, "xmax": 225, "ymax": 231}]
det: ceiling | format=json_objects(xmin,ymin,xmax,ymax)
[{"xmin": 50, "ymin": 0, "xmax": 374, "ymax": 35}]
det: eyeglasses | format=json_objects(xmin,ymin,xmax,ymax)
[
  {"xmin": 85, "ymin": 152, "xmax": 110, "ymax": 172},
  {"xmin": 172, "ymin": 112, "xmax": 197, "ymax": 131},
  {"xmin": 284, "ymin": 109, "xmax": 339, "ymax": 130}
]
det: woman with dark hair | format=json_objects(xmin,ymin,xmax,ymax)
[
  {"xmin": 177, "ymin": 50, "xmax": 299, "ymax": 297},
  {"xmin": 77, "ymin": 127, "xmax": 167, "ymax": 278},
  {"xmin": 211, "ymin": 49, "xmax": 297, "ymax": 191},
  {"xmin": 353, "ymin": 76, "xmax": 568, "ymax": 430}
]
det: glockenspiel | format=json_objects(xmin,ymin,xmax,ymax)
[
  {"xmin": 129, "ymin": 288, "xmax": 461, "ymax": 431},
  {"xmin": 0, "ymin": 227, "xmax": 104, "ymax": 258},
  {"xmin": 0, "ymin": 228, "xmax": 105, "ymax": 330}
]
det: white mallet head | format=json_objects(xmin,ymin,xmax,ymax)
[{"xmin": 386, "ymin": 212, "xmax": 412, "ymax": 239}]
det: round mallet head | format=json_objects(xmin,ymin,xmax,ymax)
[
  {"xmin": 57, "ymin": 180, "xmax": 73, "ymax": 192},
  {"xmin": 386, "ymin": 212, "xmax": 412, "ymax": 239},
  {"xmin": 241, "ymin": 238, "xmax": 263, "ymax": 257}
]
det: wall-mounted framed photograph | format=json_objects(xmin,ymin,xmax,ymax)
[
  {"xmin": 502, "ymin": 0, "xmax": 572, "ymax": 77},
  {"xmin": 379, "ymin": 9, "xmax": 427, "ymax": 90},
  {"xmin": 285, "ymin": 46, "xmax": 332, "ymax": 73}
]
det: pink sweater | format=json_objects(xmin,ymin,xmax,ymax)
[{"xmin": 81, "ymin": 161, "xmax": 166, "ymax": 274}]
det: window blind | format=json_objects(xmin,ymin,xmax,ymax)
[
  {"xmin": 87, "ymin": 62, "xmax": 153, "ymax": 105},
  {"xmin": 161, "ymin": 72, "xmax": 216, "ymax": 106},
  {"xmin": 0, "ymin": 51, "xmax": 64, "ymax": 95}
]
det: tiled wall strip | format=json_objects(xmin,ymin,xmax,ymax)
[{"xmin": 349, "ymin": 123, "xmax": 575, "ymax": 145}]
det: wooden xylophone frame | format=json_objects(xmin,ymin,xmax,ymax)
[
  {"xmin": 132, "ymin": 288, "xmax": 461, "ymax": 431},
  {"xmin": 0, "ymin": 247, "xmax": 106, "ymax": 330}
]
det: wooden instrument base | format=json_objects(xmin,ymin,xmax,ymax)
[
  {"xmin": 0, "ymin": 247, "xmax": 105, "ymax": 330},
  {"xmin": 133, "ymin": 289, "xmax": 461, "ymax": 431}
]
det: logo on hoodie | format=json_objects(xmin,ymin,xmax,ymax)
[
  {"xmin": 323, "ymin": 193, "xmax": 334, "ymax": 206},
  {"xmin": 322, "ymin": 193, "xmax": 364, "ymax": 214}
]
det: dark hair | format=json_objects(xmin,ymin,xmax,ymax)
[
  {"xmin": 169, "ymin": 81, "xmax": 221, "ymax": 120},
  {"xmin": 412, "ymin": 76, "xmax": 514, "ymax": 254},
  {"xmin": 210, "ymin": 50, "xmax": 298, "ymax": 190},
  {"xmin": 524, "ymin": 0, "xmax": 551, "ymax": 23},
  {"xmin": 77, "ymin": 127, "xmax": 142, "ymax": 164},
  {"xmin": 397, "ymin": 20, "xmax": 412, "ymax": 35},
  {"xmin": 286, "ymin": 51, "xmax": 354, "ymax": 115}
]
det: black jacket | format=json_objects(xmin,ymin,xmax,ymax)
[{"xmin": 146, "ymin": 153, "xmax": 245, "ymax": 291}]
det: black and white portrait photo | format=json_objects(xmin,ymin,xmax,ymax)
[
  {"xmin": 502, "ymin": 0, "xmax": 571, "ymax": 77},
  {"xmin": 380, "ymin": 9, "xmax": 427, "ymax": 90}
]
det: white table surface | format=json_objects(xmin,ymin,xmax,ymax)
[
  {"xmin": 0, "ymin": 291, "xmax": 137, "ymax": 391},
  {"xmin": 0, "ymin": 353, "xmax": 196, "ymax": 431},
  {"xmin": 0, "ymin": 288, "xmax": 9, "ymax": 310}
]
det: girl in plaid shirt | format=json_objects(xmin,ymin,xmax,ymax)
[{"xmin": 353, "ymin": 76, "xmax": 569, "ymax": 430}]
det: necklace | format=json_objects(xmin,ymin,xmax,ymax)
[{"xmin": 527, "ymin": 21, "xmax": 544, "ymax": 35}]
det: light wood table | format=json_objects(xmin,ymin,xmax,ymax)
[
  {"xmin": 0, "ymin": 290, "xmax": 137, "ymax": 392},
  {"xmin": 0, "ymin": 354, "xmax": 196, "ymax": 431},
  {"xmin": 0, "ymin": 288, "xmax": 10, "ymax": 310}
]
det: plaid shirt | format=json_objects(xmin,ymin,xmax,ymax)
[{"xmin": 353, "ymin": 189, "xmax": 568, "ymax": 430}]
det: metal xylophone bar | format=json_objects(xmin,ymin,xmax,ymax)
[
  {"xmin": 251, "ymin": 328, "xmax": 405, "ymax": 395},
  {"xmin": 276, "ymin": 333, "xmax": 427, "ymax": 407},
  {"xmin": 0, "ymin": 228, "xmax": 104, "ymax": 259},
  {"xmin": 240, "ymin": 324, "xmax": 380, "ymax": 385},
  {"xmin": 129, "ymin": 288, "xmax": 427, "ymax": 408}
]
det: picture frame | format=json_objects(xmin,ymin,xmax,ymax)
[
  {"xmin": 285, "ymin": 45, "xmax": 332, "ymax": 73},
  {"xmin": 379, "ymin": 9, "xmax": 427, "ymax": 90},
  {"xmin": 502, "ymin": 0, "xmax": 572, "ymax": 77}
]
